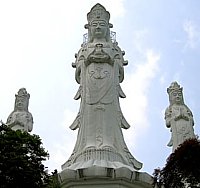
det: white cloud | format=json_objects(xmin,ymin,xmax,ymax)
[
  {"xmin": 172, "ymin": 72, "xmax": 181, "ymax": 83},
  {"xmin": 159, "ymin": 73, "xmax": 167, "ymax": 85},
  {"xmin": 183, "ymin": 20, "xmax": 200, "ymax": 49},
  {"xmin": 131, "ymin": 29, "xmax": 149, "ymax": 54},
  {"xmin": 43, "ymin": 108, "xmax": 78, "ymax": 172},
  {"xmin": 121, "ymin": 50, "xmax": 160, "ymax": 150},
  {"xmin": 62, "ymin": 109, "xmax": 78, "ymax": 129}
]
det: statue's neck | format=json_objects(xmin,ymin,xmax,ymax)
[
  {"xmin": 92, "ymin": 38, "xmax": 107, "ymax": 43},
  {"xmin": 88, "ymin": 41, "xmax": 112, "ymax": 49},
  {"xmin": 170, "ymin": 103, "xmax": 184, "ymax": 107}
]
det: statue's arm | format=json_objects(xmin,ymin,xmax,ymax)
[
  {"xmin": 165, "ymin": 107, "xmax": 171, "ymax": 128},
  {"xmin": 114, "ymin": 46, "xmax": 125, "ymax": 83},
  {"xmin": 6, "ymin": 113, "xmax": 20, "ymax": 127},
  {"xmin": 6, "ymin": 113, "xmax": 13, "ymax": 124},
  {"xmin": 74, "ymin": 49, "xmax": 84, "ymax": 84},
  {"xmin": 75, "ymin": 63, "xmax": 81, "ymax": 84},
  {"xmin": 74, "ymin": 59, "xmax": 83, "ymax": 99},
  {"xmin": 27, "ymin": 113, "xmax": 33, "ymax": 132},
  {"xmin": 186, "ymin": 106, "xmax": 194, "ymax": 126}
]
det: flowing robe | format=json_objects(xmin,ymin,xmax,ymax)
[
  {"xmin": 6, "ymin": 111, "xmax": 33, "ymax": 132},
  {"xmin": 165, "ymin": 104, "xmax": 195, "ymax": 151},
  {"xmin": 62, "ymin": 42, "xmax": 142, "ymax": 171}
]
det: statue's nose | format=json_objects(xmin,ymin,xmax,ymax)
[{"xmin": 96, "ymin": 23, "xmax": 100, "ymax": 28}]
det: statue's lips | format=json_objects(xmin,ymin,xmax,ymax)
[
  {"xmin": 17, "ymin": 104, "xmax": 23, "ymax": 109},
  {"xmin": 95, "ymin": 31, "xmax": 102, "ymax": 35}
]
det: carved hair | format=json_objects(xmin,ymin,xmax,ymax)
[{"xmin": 167, "ymin": 82, "xmax": 184, "ymax": 105}]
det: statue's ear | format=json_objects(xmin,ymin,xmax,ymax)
[
  {"xmin": 84, "ymin": 24, "xmax": 89, "ymax": 29},
  {"xmin": 109, "ymin": 23, "xmax": 113, "ymax": 28}
]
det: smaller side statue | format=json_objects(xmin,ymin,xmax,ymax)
[
  {"xmin": 165, "ymin": 82, "xmax": 195, "ymax": 152},
  {"xmin": 6, "ymin": 88, "xmax": 33, "ymax": 132}
]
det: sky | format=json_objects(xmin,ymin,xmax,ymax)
[{"xmin": 0, "ymin": 0, "xmax": 200, "ymax": 175}]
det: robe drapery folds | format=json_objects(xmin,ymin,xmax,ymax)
[
  {"xmin": 62, "ymin": 42, "xmax": 142, "ymax": 171},
  {"xmin": 165, "ymin": 104, "xmax": 195, "ymax": 151}
]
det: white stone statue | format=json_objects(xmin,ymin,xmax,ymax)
[
  {"xmin": 62, "ymin": 3, "xmax": 142, "ymax": 171},
  {"xmin": 6, "ymin": 88, "xmax": 33, "ymax": 132},
  {"xmin": 165, "ymin": 82, "xmax": 195, "ymax": 152}
]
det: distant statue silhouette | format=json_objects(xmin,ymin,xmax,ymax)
[
  {"xmin": 6, "ymin": 88, "xmax": 33, "ymax": 132},
  {"xmin": 165, "ymin": 82, "xmax": 195, "ymax": 151}
]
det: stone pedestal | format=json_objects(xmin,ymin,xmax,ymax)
[{"xmin": 59, "ymin": 166, "xmax": 153, "ymax": 188}]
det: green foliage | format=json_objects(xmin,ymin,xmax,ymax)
[
  {"xmin": 46, "ymin": 170, "xmax": 61, "ymax": 188},
  {"xmin": 0, "ymin": 123, "xmax": 51, "ymax": 188},
  {"xmin": 153, "ymin": 138, "xmax": 200, "ymax": 188}
]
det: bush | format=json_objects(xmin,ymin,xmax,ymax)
[
  {"xmin": 0, "ymin": 123, "xmax": 51, "ymax": 188},
  {"xmin": 153, "ymin": 138, "xmax": 200, "ymax": 188}
]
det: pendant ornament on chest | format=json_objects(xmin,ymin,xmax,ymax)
[{"xmin": 86, "ymin": 43, "xmax": 113, "ymax": 65}]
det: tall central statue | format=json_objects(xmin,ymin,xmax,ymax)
[{"xmin": 62, "ymin": 3, "xmax": 142, "ymax": 171}]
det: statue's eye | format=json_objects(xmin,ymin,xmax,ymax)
[
  {"xmin": 100, "ymin": 23, "xmax": 105, "ymax": 26},
  {"xmin": 92, "ymin": 23, "xmax": 97, "ymax": 27}
]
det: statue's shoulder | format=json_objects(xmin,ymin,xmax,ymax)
[
  {"xmin": 7, "ymin": 111, "xmax": 20, "ymax": 118},
  {"xmin": 112, "ymin": 42, "xmax": 126, "ymax": 60},
  {"xmin": 112, "ymin": 42, "xmax": 121, "ymax": 50},
  {"xmin": 25, "ymin": 111, "xmax": 33, "ymax": 117},
  {"xmin": 165, "ymin": 106, "xmax": 172, "ymax": 114},
  {"xmin": 75, "ymin": 44, "xmax": 90, "ymax": 61},
  {"xmin": 8, "ymin": 110, "xmax": 32, "ymax": 117},
  {"xmin": 183, "ymin": 104, "xmax": 193, "ymax": 115},
  {"xmin": 6, "ymin": 111, "xmax": 15, "ymax": 122}
]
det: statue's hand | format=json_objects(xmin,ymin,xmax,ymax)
[
  {"xmin": 12, "ymin": 119, "xmax": 24, "ymax": 127},
  {"xmin": 174, "ymin": 114, "xmax": 189, "ymax": 121},
  {"xmin": 182, "ymin": 115, "xmax": 189, "ymax": 121},
  {"xmin": 8, "ymin": 121, "xmax": 22, "ymax": 128},
  {"xmin": 165, "ymin": 117, "xmax": 171, "ymax": 128}
]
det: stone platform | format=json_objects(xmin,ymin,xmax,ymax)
[{"xmin": 59, "ymin": 166, "xmax": 153, "ymax": 188}]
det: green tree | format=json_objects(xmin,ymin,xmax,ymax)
[
  {"xmin": 153, "ymin": 138, "xmax": 200, "ymax": 188},
  {"xmin": 0, "ymin": 123, "xmax": 51, "ymax": 188},
  {"xmin": 46, "ymin": 169, "xmax": 61, "ymax": 188}
]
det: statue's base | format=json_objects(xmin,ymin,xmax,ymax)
[{"xmin": 59, "ymin": 166, "xmax": 153, "ymax": 188}]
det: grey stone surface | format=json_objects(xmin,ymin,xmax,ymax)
[
  {"xmin": 59, "ymin": 4, "xmax": 154, "ymax": 187},
  {"xmin": 62, "ymin": 3, "xmax": 142, "ymax": 172},
  {"xmin": 59, "ymin": 166, "xmax": 153, "ymax": 188},
  {"xmin": 165, "ymin": 81, "xmax": 195, "ymax": 151},
  {"xmin": 6, "ymin": 88, "xmax": 33, "ymax": 132}
]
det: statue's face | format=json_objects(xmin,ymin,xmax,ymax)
[
  {"xmin": 16, "ymin": 98, "xmax": 26, "ymax": 111},
  {"xmin": 90, "ymin": 20, "xmax": 108, "ymax": 39},
  {"xmin": 171, "ymin": 90, "xmax": 183, "ymax": 104}
]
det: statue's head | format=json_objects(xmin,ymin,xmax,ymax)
[
  {"xmin": 14, "ymin": 88, "xmax": 30, "ymax": 111},
  {"xmin": 85, "ymin": 3, "xmax": 113, "ymax": 43},
  {"xmin": 167, "ymin": 82, "xmax": 184, "ymax": 105}
]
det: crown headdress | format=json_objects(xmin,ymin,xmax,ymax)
[
  {"xmin": 167, "ymin": 81, "xmax": 183, "ymax": 95},
  {"xmin": 14, "ymin": 88, "xmax": 30, "ymax": 111},
  {"xmin": 15, "ymin": 88, "xmax": 30, "ymax": 100},
  {"xmin": 87, "ymin": 3, "xmax": 110, "ymax": 24}
]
